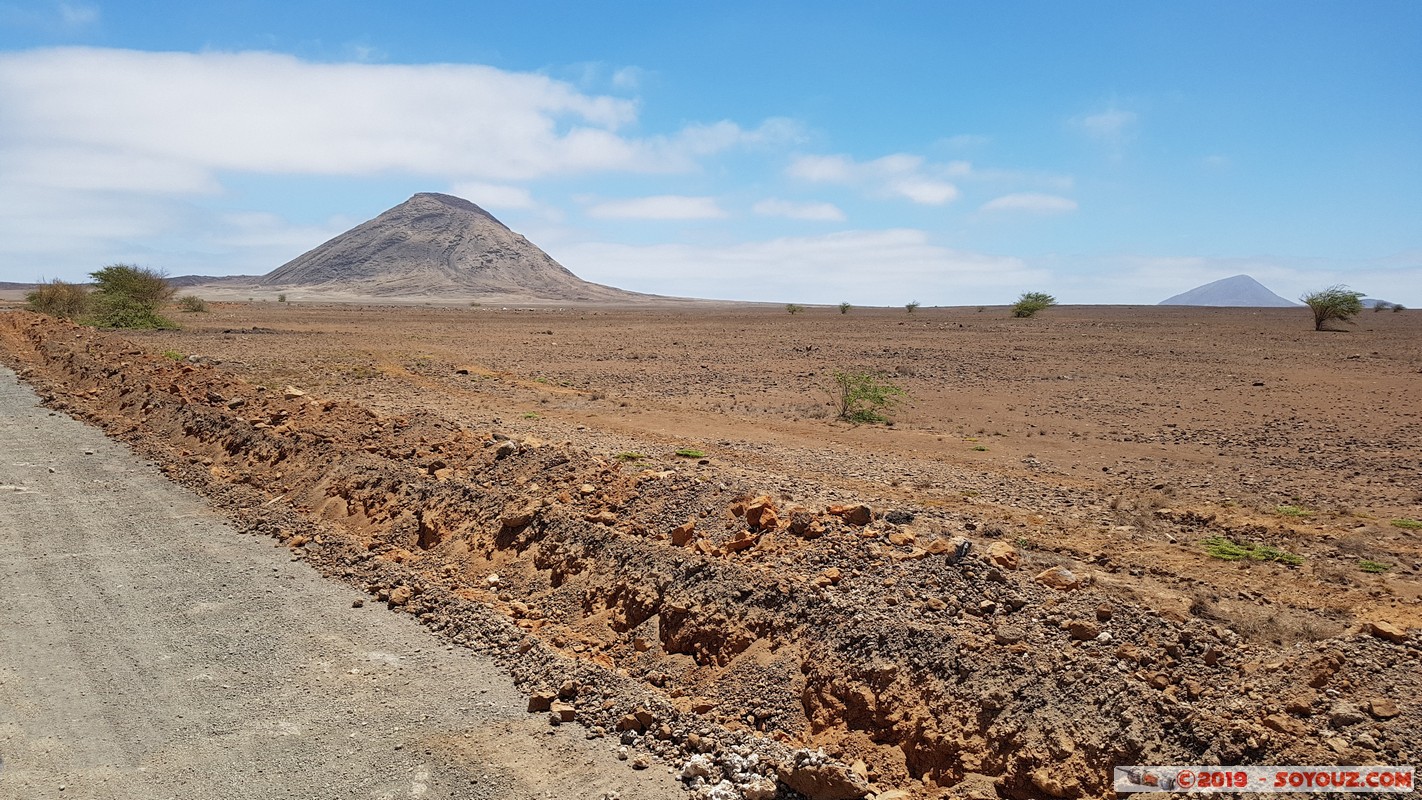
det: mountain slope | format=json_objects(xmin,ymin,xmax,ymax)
[
  {"xmin": 1159, "ymin": 275, "xmax": 1298, "ymax": 307},
  {"xmin": 258, "ymin": 193, "xmax": 641, "ymax": 301}
]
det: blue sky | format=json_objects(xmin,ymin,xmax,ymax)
[{"xmin": 1, "ymin": 1, "xmax": 1418, "ymax": 304}]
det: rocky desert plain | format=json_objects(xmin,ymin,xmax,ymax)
[{"xmin": 1, "ymin": 295, "xmax": 1419, "ymax": 800}]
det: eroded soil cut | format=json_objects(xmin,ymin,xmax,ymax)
[{"xmin": 1, "ymin": 305, "xmax": 1418, "ymax": 800}]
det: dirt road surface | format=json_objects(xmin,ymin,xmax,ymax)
[{"xmin": 0, "ymin": 364, "xmax": 678, "ymax": 800}]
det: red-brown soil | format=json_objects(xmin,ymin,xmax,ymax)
[{"xmin": 1, "ymin": 302, "xmax": 1418, "ymax": 800}]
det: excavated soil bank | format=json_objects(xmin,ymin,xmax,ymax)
[{"xmin": 1, "ymin": 308, "xmax": 1419, "ymax": 799}]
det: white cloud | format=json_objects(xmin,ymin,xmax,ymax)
[
  {"xmin": 585, "ymin": 195, "xmax": 727, "ymax": 220},
  {"xmin": 887, "ymin": 177, "xmax": 959, "ymax": 205},
  {"xmin": 560, "ymin": 228, "xmax": 1048, "ymax": 304},
  {"xmin": 752, "ymin": 198, "xmax": 846, "ymax": 222},
  {"xmin": 0, "ymin": 47, "xmax": 785, "ymax": 191},
  {"xmin": 1077, "ymin": 107, "xmax": 1138, "ymax": 141},
  {"xmin": 980, "ymin": 193, "xmax": 1078, "ymax": 214},
  {"xmin": 786, "ymin": 152, "xmax": 963, "ymax": 205}
]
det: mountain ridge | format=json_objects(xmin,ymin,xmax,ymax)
[{"xmin": 1158, "ymin": 274, "xmax": 1298, "ymax": 307}]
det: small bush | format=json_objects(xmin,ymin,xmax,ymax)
[
  {"xmin": 177, "ymin": 295, "xmax": 209, "ymax": 313},
  {"xmin": 278, "ymin": 293, "xmax": 287, "ymax": 303},
  {"xmin": 161, "ymin": 350, "xmax": 184, "ymax": 361},
  {"xmin": 87, "ymin": 264, "xmax": 176, "ymax": 329},
  {"xmin": 838, "ymin": 302, "xmax": 852, "ymax": 314},
  {"xmin": 785, "ymin": 303, "xmax": 804, "ymax": 315},
  {"xmin": 1394, "ymin": 303, "xmax": 1406, "ymax": 312},
  {"xmin": 1358, "ymin": 559, "xmax": 1392, "ymax": 574},
  {"xmin": 1203, "ymin": 535, "xmax": 1304, "ymax": 566},
  {"xmin": 829, "ymin": 370, "xmax": 905, "ymax": 424},
  {"xmin": 25, "ymin": 279, "xmax": 90, "ymax": 319},
  {"xmin": 615, "ymin": 451, "xmax": 645, "ymax": 462},
  {"xmin": 905, "ymin": 301, "xmax": 920, "ymax": 313},
  {"xmin": 1301, "ymin": 285, "xmax": 1364, "ymax": 331},
  {"xmin": 1275, "ymin": 504, "xmax": 1313, "ymax": 518},
  {"xmin": 1391, "ymin": 518, "xmax": 1422, "ymax": 530},
  {"xmin": 674, "ymin": 448, "xmax": 705, "ymax": 458},
  {"xmin": 1012, "ymin": 291, "xmax": 1056, "ymax": 318}
]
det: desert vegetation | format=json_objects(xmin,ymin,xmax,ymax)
[
  {"xmin": 1301, "ymin": 285, "xmax": 1364, "ymax": 331},
  {"xmin": 87, "ymin": 264, "xmax": 177, "ymax": 329},
  {"xmin": 829, "ymin": 369, "xmax": 904, "ymax": 423},
  {"xmin": 177, "ymin": 295, "xmax": 210, "ymax": 313},
  {"xmin": 25, "ymin": 279, "xmax": 90, "ymax": 320},
  {"xmin": 1012, "ymin": 291, "xmax": 1057, "ymax": 318}
]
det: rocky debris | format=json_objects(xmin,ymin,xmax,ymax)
[
  {"xmin": 985, "ymin": 540, "xmax": 1019, "ymax": 570},
  {"xmin": 1369, "ymin": 698, "xmax": 1400, "ymax": 719},
  {"xmin": 778, "ymin": 749, "xmax": 871, "ymax": 800},
  {"xmin": 1035, "ymin": 565, "xmax": 1082, "ymax": 590},
  {"xmin": 1366, "ymin": 620, "xmax": 1409, "ymax": 643},
  {"xmin": 527, "ymin": 691, "xmax": 556, "ymax": 713},
  {"xmin": 671, "ymin": 520, "xmax": 696, "ymax": 546},
  {"xmin": 282, "ymin": 385, "xmax": 307, "ymax": 399},
  {"xmin": 827, "ymin": 503, "xmax": 872, "ymax": 526}
]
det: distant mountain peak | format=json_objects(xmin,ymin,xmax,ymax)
[
  {"xmin": 1159, "ymin": 274, "xmax": 1298, "ymax": 307},
  {"xmin": 257, "ymin": 192, "xmax": 637, "ymax": 301}
]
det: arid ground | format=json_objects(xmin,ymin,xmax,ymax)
[{"xmin": 1, "ymin": 300, "xmax": 1418, "ymax": 799}]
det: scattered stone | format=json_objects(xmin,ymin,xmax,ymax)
[
  {"xmin": 671, "ymin": 520, "xmax": 696, "ymax": 547},
  {"xmin": 630, "ymin": 756, "xmax": 651, "ymax": 770},
  {"xmin": 1369, "ymin": 698, "xmax": 1400, "ymax": 719},
  {"xmin": 282, "ymin": 385, "xmax": 307, "ymax": 399},
  {"xmin": 814, "ymin": 568, "xmax": 843, "ymax": 588},
  {"xmin": 1035, "ymin": 565, "xmax": 1082, "ymax": 591},
  {"xmin": 827, "ymin": 503, "xmax": 872, "ymax": 526},
  {"xmin": 527, "ymin": 691, "xmax": 556, "ymax": 713},
  {"xmin": 351, "ymin": 598, "xmax": 364, "ymax": 608},
  {"xmin": 887, "ymin": 530, "xmax": 916, "ymax": 547},
  {"xmin": 1284, "ymin": 690, "xmax": 1316, "ymax": 715},
  {"xmin": 1263, "ymin": 713, "xmax": 1308, "ymax": 736},
  {"xmin": 500, "ymin": 502, "xmax": 540, "ymax": 529},
  {"xmin": 388, "ymin": 586, "xmax": 412, "ymax": 606},
  {"xmin": 549, "ymin": 701, "xmax": 576, "ymax": 723},
  {"xmin": 1366, "ymin": 620, "xmax": 1408, "ymax": 643},
  {"xmin": 779, "ymin": 754, "xmax": 871, "ymax": 800},
  {"xmin": 725, "ymin": 531, "xmax": 760, "ymax": 552},
  {"xmin": 985, "ymin": 540, "xmax": 1020, "ymax": 570},
  {"xmin": 1068, "ymin": 620, "xmax": 1101, "ymax": 641},
  {"xmin": 1329, "ymin": 702, "xmax": 1367, "ymax": 727},
  {"xmin": 745, "ymin": 496, "xmax": 779, "ymax": 531}
]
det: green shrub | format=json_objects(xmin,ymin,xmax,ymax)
[
  {"xmin": 905, "ymin": 301, "xmax": 920, "ymax": 313},
  {"xmin": 1012, "ymin": 291, "xmax": 1056, "ymax": 318},
  {"xmin": 86, "ymin": 264, "xmax": 176, "ymax": 329},
  {"xmin": 1275, "ymin": 504, "xmax": 1313, "ymax": 518},
  {"xmin": 1391, "ymin": 518, "xmax": 1422, "ymax": 530},
  {"xmin": 785, "ymin": 303, "xmax": 804, "ymax": 315},
  {"xmin": 1301, "ymin": 285, "xmax": 1364, "ymax": 331},
  {"xmin": 177, "ymin": 295, "xmax": 209, "ymax": 313},
  {"xmin": 25, "ymin": 279, "xmax": 91, "ymax": 319},
  {"xmin": 615, "ymin": 451, "xmax": 645, "ymax": 462},
  {"xmin": 674, "ymin": 448, "xmax": 705, "ymax": 458},
  {"xmin": 1202, "ymin": 535, "xmax": 1304, "ymax": 566},
  {"xmin": 1358, "ymin": 559, "xmax": 1392, "ymax": 574},
  {"xmin": 829, "ymin": 370, "xmax": 904, "ymax": 424},
  {"xmin": 838, "ymin": 302, "xmax": 852, "ymax": 314}
]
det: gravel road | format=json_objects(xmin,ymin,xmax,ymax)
[{"xmin": 0, "ymin": 364, "xmax": 679, "ymax": 800}]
